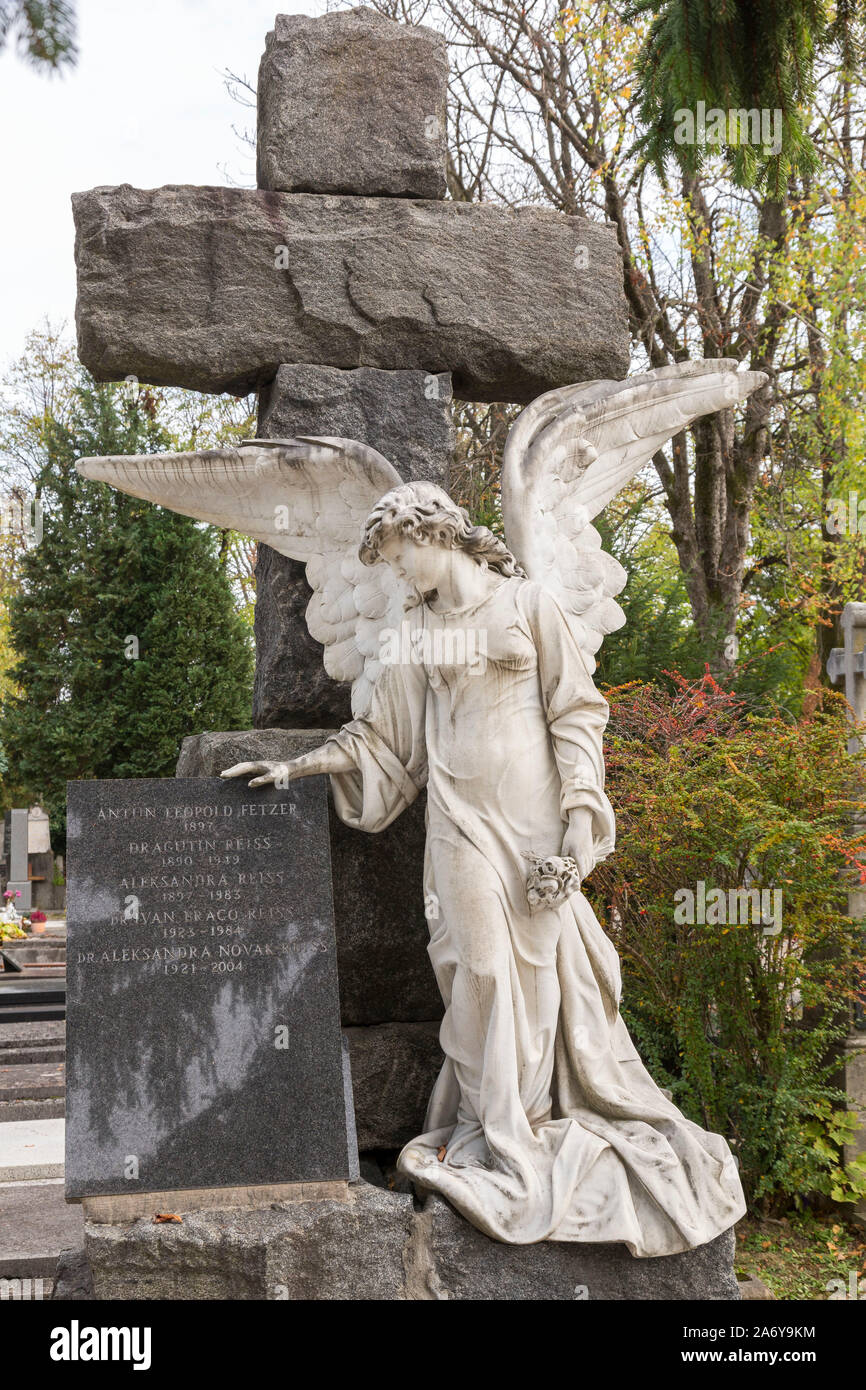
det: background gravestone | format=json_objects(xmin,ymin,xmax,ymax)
[
  {"xmin": 3, "ymin": 809, "xmax": 31, "ymax": 914},
  {"xmin": 828, "ymin": 600, "xmax": 866, "ymax": 1227},
  {"xmin": 65, "ymin": 776, "xmax": 356, "ymax": 1202}
]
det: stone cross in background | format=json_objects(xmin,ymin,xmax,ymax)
[
  {"xmin": 828, "ymin": 599, "xmax": 866, "ymax": 973},
  {"xmin": 828, "ymin": 600, "xmax": 866, "ymax": 1225},
  {"xmin": 828, "ymin": 601, "xmax": 866, "ymax": 756},
  {"xmin": 71, "ymin": 7, "xmax": 630, "ymax": 1167},
  {"xmin": 3, "ymin": 808, "xmax": 31, "ymax": 915}
]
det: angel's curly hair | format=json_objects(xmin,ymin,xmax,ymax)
[{"xmin": 359, "ymin": 482, "xmax": 525, "ymax": 578}]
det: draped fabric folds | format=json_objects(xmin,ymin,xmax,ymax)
[{"xmin": 327, "ymin": 577, "xmax": 745, "ymax": 1253}]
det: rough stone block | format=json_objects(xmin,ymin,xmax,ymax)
[
  {"xmin": 422, "ymin": 1195, "xmax": 742, "ymax": 1301},
  {"xmin": 83, "ymin": 1182, "xmax": 743, "ymax": 1300},
  {"xmin": 257, "ymin": 9, "xmax": 448, "ymax": 199},
  {"xmin": 72, "ymin": 185, "xmax": 629, "ymax": 401},
  {"xmin": 51, "ymin": 1245, "xmax": 95, "ymax": 1300},
  {"xmin": 253, "ymin": 364, "xmax": 453, "ymax": 729},
  {"xmin": 253, "ymin": 545, "xmax": 352, "ymax": 728},
  {"xmin": 265, "ymin": 1184, "xmax": 417, "ymax": 1299},
  {"xmin": 84, "ymin": 1183, "xmax": 416, "ymax": 1300},
  {"xmin": 257, "ymin": 364, "xmax": 454, "ymax": 483},
  {"xmin": 85, "ymin": 1207, "xmax": 282, "ymax": 1300},
  {"xmin": 176, "ymin": 729, "xmax": 443, "ymax": 1027},
  {"xmin": 345, "ymin": 1022, "xmax": 443, "ymax": 1150}
]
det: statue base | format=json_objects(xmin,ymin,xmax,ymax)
[{"xmin": 81, "ymin": 1181, "xmax": 741, "ymax": 1301}]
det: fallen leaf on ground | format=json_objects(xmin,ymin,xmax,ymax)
[{"xmin": 152, "ymin": 1213, "xmax": 182, "ymax": 1224}]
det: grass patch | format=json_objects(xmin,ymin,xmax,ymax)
[{"xmin": 736, "ymin": 1211, "xmax": 866, "ymax": 1300}]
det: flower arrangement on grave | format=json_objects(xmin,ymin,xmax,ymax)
[
  {"xmin": 0, "ymin": 893, "xmax": 26, "ymax": 941},
  {"xmin": 2, "ymin": 888, "xmax": 22, "ymax": 922}
]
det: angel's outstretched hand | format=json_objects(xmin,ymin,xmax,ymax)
[
  {"xmin": 220, "ymin": 760, "xmax": 297, "ymax": 788},
  {"xmin": 220, "ymin": 743, "xmax": 355, "ymax": 788}
]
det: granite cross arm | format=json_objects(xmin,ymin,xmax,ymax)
[{"xmin": 72, "ymin": 184, "xmax": 629, "ymax": 404}]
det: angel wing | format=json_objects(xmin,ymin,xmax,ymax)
[
  {"xmin": 501, "ymin": 359, "xmax": 768, "ymax": 665},
  {"xmin": 76, "ymin": 437, "xmax": 406, "ymax": 715}
]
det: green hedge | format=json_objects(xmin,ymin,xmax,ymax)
[{"xmin": 587, "ymin": 673, "xmax": 866, "ymax": 1213}]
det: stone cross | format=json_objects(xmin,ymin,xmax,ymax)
[
  {"xmin": 71, "ymin": 5, "xmax": 629, "ymax": 726},
  {"xmin": 70, "ymin": 8, "xmax": 630, "ymax": 1159}
]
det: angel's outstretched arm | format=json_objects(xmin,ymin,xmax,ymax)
[
  {"xmin": 219, "ymin": 593, "xmax": 430, "ymax": 819},
  {"xmin": 222, "ymin": 650, "xmax": 427, "ymax": 829},
  {"xmin": 325, "ymin": 653, "xmax": 429, "ymax": 834},
  {"xmin": 221, "ymin": 742, "xmax": 356, "ymax": 788}
]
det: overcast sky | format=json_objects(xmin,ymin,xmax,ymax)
[{"xmin": 0, "ymin": 0, "xmax": 327, "ymax": 372}]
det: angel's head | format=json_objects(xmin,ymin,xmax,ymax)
[{"xmin": 359, "ymin": 482, "xmax": 524, "ymax": 595}]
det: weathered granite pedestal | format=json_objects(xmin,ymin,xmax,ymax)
[{"xmin": 82, "ymin": 1183, "xmax": 741, "ymax": 1301}]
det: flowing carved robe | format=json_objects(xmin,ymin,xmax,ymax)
[{"xmin": 327, "ymin": 575, "xmax": 746, "ymax": 1254}]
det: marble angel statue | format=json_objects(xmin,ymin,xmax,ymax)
[{"xmin": 78, "ymin": 359, "xmax": 766, "ymax": 1255}]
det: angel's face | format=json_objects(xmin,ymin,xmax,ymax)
[{"xmin": 378, "ymin": 534, "xmax": 445, "ymax": 594}]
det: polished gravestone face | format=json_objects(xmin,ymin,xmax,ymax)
[{"xmin": 65, "ymin": 776, "xmax": 355, "ymax": 1199}]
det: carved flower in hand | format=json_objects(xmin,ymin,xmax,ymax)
[{"xmin": 524, "ymin": 853, "xmax": 582, "ymax": 911}]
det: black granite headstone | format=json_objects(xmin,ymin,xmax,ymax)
[{"xmin": 65, "ymin": 776, "xmax": 357, "ymax": 1200}]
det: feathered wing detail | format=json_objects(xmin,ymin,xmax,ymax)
[
  {"xmin": 501, "ymin": 360, "xmax": 768, "ymax": 664},
  {"xmin": 76, "ymin": 437, "xmax": 407, "ymax": 715}
]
